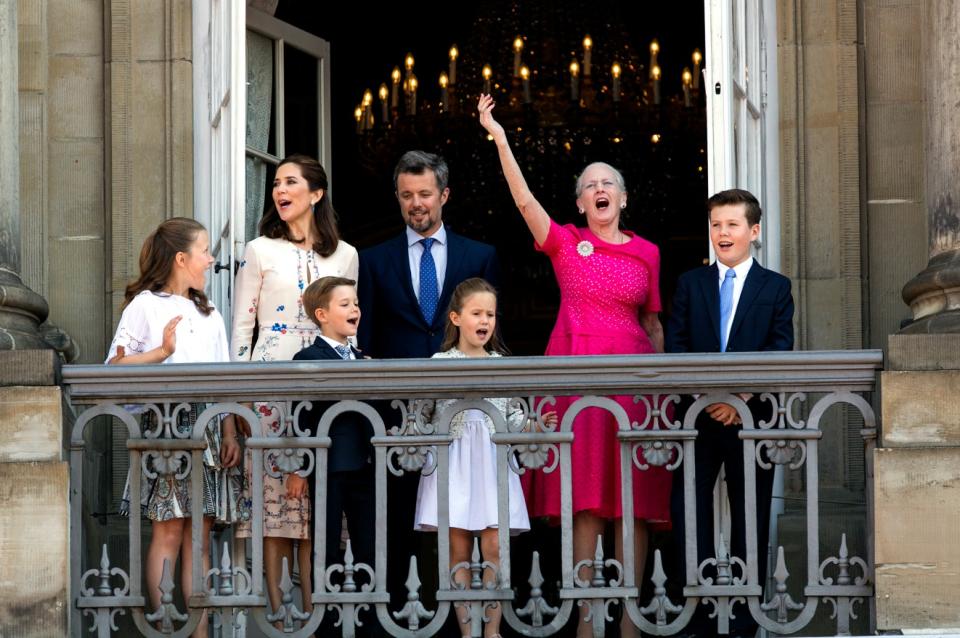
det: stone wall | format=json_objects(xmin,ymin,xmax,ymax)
[
  {"xmin": 0, "ymin": 351, "xmax": 69, "ymax": 636},
  {"xmin": 876, "ymin": 335, "xmax": 960, "ymax": 629},
  {"xmin": 861, "ymin": 0, "xmax": 927, "ymax": 344},
  {"xmin": 17, "ymin": 0, "xmax": 194, "ymax": 364}
]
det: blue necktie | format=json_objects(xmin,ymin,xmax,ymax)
[
  {"xmin": 418, "ymin": 237, "xmax": 439, "ymax": 324},
  {"xmin": 334, "ymin": 344, "xmax": 352, "ymax": 360},
  {"xmin": 719, "ymin": 268, "xmax": 736, "ymax": 352}
]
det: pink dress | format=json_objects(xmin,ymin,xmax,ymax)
[{"xmin": 522, "ymin": 220, "xmax": 672, "ymax": 524}]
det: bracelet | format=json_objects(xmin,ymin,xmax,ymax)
[{"xmin": 159, "ymin": 345, "xmax": 170, "ymax": 358}]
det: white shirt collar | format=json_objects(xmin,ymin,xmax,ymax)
[
  {"xmin": 406, "ymin": 223, "xmax": 447, "ymax": 247},
  {"xmin": 319, "ymin": 334, "xmax": 352, "ymax": 356},
  {"xmin": 717, "ymin": 256, "xmax": 754, "ymax": 282}
]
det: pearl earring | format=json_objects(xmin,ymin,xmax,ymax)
[
  {"xmin": 621, "ymin": 202, "xmax": 626, "ymax": 209},
  {"xmin": 579, "ymin": 208, "xmax": 585, "ymax": 214}
]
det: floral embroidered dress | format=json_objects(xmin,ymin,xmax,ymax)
[
  {"xmin": 522, "ymin": 220, "xmax": 672, "ymax": 525},
  {"xmin": 414, "ymin": 348, "xmax": 530, "ymax": 534},
  {"xmin": 107, "ymin": 291, "xmax": 240, "ymax": 523},
  {"xmin": 232, "ymin": 235, "xmax": 359, "ymax": 539}
]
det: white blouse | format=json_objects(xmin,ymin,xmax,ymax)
[
  {"xmin": 231, "ymin": 236, "xmax": 359, "ymax": 362},
  {"xmin": 106, "ymin": 290, "xmax": 230, "ymax": 364}
]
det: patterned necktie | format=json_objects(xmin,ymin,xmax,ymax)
[
  {"xmin": 719, "ymin": 268, "xmax": 737, "ymax": 352},
  {"xmin": 334, "ymin": 344, "xmax": 352, "ymax": 360},
  {"xmin": 418, "ymin": 237, "xmax": 439, "ymax": 324}
]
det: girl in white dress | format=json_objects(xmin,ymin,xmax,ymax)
[
  {"xmin": 414, "ymin": 278, "xmax": 556, "ymax": 638},
  {"xmin": 106, "ymin": 218, "xmax": 241, "ymax": 638},
  {"xmin": 231, "ymin": 154, "xmax": 358, "ymax": 618}
]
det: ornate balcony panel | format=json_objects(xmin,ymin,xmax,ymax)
[{"xmin": 63, "ymin": 350, "xmax": 881, "ymax": 637}]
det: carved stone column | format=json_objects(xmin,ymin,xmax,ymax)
[
  {"xmin": 900, "ymin": 0, "xmax": 960, "ymax": 332},
  {"xmin": 0, "ymin": 0, "xmax": 49, "ymax": 350}
]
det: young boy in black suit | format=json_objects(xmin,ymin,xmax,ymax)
[
  {"xmin": 666, "ymin": 189, "xmax": 794, "ymax": 637},
  {"xmin": 289, "ymin": 276, "xmax": 376, "ymax": 599}
]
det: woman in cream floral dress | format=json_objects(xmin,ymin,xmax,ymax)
[{"xmin": 232, "ymin": 154, "xmax": 358, "ymax": 617}]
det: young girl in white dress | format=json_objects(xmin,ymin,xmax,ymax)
[
  {"xmin": 414, "ymin": 278, "xmax": 556, "ymax": 638},
  {"xmin": 106, "ymin": 218, "xmax": 241, "ymax": 638}
]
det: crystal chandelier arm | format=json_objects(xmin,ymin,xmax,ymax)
[{"xmin": 477, "ymin": 94, "xmax": 552, "ymax": 246}]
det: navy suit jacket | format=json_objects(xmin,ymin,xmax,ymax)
[
  {"xmin": 666, "ymin": 260, "xmax": 794, "ymax": 355},
  {"xmin": 357, "ymin": 229, "xmax": 499, "ymax": 358},
  {"xmin": 666, "ymin": 260, "xmax": 794, "ymax": 425},
  {"xmin": 292, "ymin": 338, "xmax": 373, "ymax": 473}
]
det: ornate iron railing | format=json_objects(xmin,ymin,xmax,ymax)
[{"xmin": 63, "ymin": 350, "xmax": 881, "ymax": 637}]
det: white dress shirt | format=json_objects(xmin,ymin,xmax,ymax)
[
  {"xmin": 717, "ymin": 256, "xmax": 754, "ymax": 347},
  {"xmin": 406, "ymin": 224, "xmax": 447, "ymax": 302}
]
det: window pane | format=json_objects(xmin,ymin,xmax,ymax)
[
  {"xmin": 283, "ymin": 43, "xmax": 320, "ymax": 158},
  {"xmin": 246, "ymin": 30, "xmax": 275, "ymax": 242}
]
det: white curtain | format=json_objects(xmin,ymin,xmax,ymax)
[{"xmin": 244, "ymin": 30, "xmax": 273, "ymax": 242}]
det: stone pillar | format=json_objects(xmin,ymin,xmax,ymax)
[
  {"xmin": 900, "ymin": 0, "xmax": 960, "ymax": 332},
  {"xmin": 877, "ymin": 5, "xmax": 960, "ymax": 630},
  {"xmin": 0, "ymin": 351, "xmax": 69, "ymax": 635},
  {"xmin": 0, "ymin": 0, "xmax": 50, "ymax": 350}
]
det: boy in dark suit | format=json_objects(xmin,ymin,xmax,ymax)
[
  {"xmin": 289, "ymin": 276, "xmax": 376, "ymax": 602},
  {"xmin": 666, "ymin": 189, "xmax": 794, "ymax": 637}
]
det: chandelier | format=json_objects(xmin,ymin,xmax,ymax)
[{"xmin": 352, "ymin": 20, "xmax": 704, "ymax": 135}]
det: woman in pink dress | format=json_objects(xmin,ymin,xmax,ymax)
[{"xmin": 479, "ymin": 95, "xmax": 670, "ymax": 638}]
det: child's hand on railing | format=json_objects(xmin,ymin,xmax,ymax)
[{"xmin": 285, "ymin": 473, "xmax": 308, "ymax": 499}]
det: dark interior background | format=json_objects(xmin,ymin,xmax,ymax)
[{"xmin": 269, "ymin": 0, "xmax": 708, "ymax": 354}]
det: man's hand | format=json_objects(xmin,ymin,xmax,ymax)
[{"xmin": 706, "ymin": 402, "xmax": 742, "ymax": 426}]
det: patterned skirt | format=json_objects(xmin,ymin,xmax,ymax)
[{"xmin": 120, "ymin": 404, "xmax": 243, "ymax": 524}]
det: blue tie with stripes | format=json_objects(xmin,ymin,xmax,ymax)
[{"xmin": 419, "ymin": 237, "xmax": 438, "ymax": 324}]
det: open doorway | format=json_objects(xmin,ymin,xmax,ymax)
[{"xmin": 253, "ymin": 0, "xmax": 709, "ymax": 354}]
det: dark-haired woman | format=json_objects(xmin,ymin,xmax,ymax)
[
  {"xmin": 107, "ymin": 217, "xmax": 241, "ymax": 637},
  {"xmin": 231, "ymin": 154, "xmax": 358, "ymax": 617}
]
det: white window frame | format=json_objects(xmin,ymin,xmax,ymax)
[
  {"xmin": 193, "ymin": 4, "xmax": 331, "ymax": 331},
  {"xmin": 704, "ymin": 0, "xmax": 780, "ymax": 271},
  {"xmin": 193, "ymin": 0, "xmax": 245, "ymax": 322}
]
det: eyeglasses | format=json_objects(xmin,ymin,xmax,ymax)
[{"xmin": 581, "ymin": 179, "xmax": 618, "ymax": 192}]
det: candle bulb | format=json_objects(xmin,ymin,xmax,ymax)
[
  {"xmin": 439, "ymin": 72, "xmax": 449, "ymax": 112},
  {"xmin": 449, "ymin": 45, "xmax": 458, "ymax": 85},
  {"xmin": 378, "ymin": 84, "xmax": 388, "ymax": 123},
  {"xmin": 611, "ymin": 62, "xmax": 621, "ymax": 102},
  {"xmin": 682, "ymin": 67, "xmax": 692, "ymax": 107},
  {"xmin": 520, "ymin": 65, "xmax": 531, "ymax": 103},
  {"xmin": 583, "ymin": 35, "xmax": 593, "ymax": 77},
  {"xmin": 390, "ymin": 67, "xmax": 400, "ymax": 109},
  {"xmin": 569, "ymin": 59, "xmax": 580, "ymax": 101},
  {"xmin": 354, "ymin": 105, "xmax": 362, "ymax": 133},
  {"xmin": 652, "ymin": 64, "xmax": 661, "ymax": 105},
  {"xmin": 404, "ymin": 53, "xmax": 415, "ymax": 81},
  {"xmin": 482, "ymin": 64, "xmax": 492, "ymax": 94},
  {"xmin": 649, "ymin": 39, "xmax": 660, "ymax": 78},
  {"xmin": 513, "ymin": 37, "xmax": 524, "ymax": 77},
  {"xmin": 408, "ymin": 75, "xmax": 417, "ymax": 115},
  {"xmin": 692, "ymin": 49, "xmax": 702, "ymax": 90},
  {"xmin": 362, "ymin": 89, "xmax": 374, "ymax": 129}
]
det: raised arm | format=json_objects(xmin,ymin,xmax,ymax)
[{"xmin": 477, "ymin": 94, "xmax": 552, "ymax": 246}]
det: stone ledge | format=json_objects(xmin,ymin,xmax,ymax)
[
  {"xmin": 0, "ymin": 386, "xmax": 64, "ymax": 462},
  {"xmin": 889, "ymin": 334, "xmax": 960, "ymax": 370},
  {"xmin": 0, "ymin": 349, "xmax": 59, "ymax": 386},
  {"xmin": 881, "ymin": 371, "xmax": 960, "ymax": 447}
]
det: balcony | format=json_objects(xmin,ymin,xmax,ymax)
[{"xmin": 63, "ymin": 350, "xmax": 882, "ymax": 637}]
